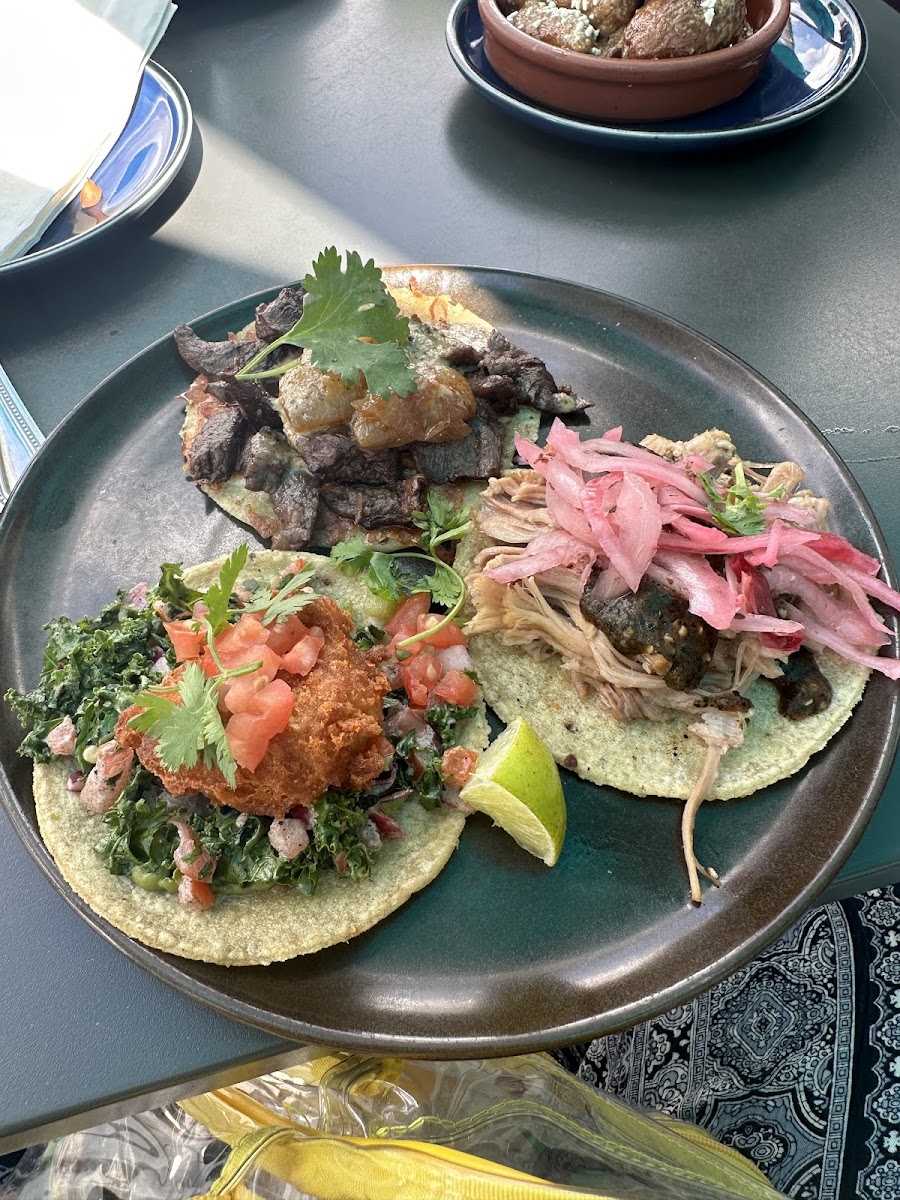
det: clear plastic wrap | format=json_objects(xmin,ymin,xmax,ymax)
[{"xmin": 1, "ymin": 1050, "xmax": 787, "ymax": 1200}]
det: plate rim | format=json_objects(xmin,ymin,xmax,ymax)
[
  {"xmin": 446, "ymin": 0, "xmax": 867, "ymax": 147},
  {"xmin": 0, "ymin": 60, "xmax": 193, "ymax": 278},
  {"xmin": 0, "ymin": 264, "xmax": 897, "ymax": 1056}
]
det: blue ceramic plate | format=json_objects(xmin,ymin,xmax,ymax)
[
  {"xmin": 0, "ymin": 61, "xmax": 191, "ymax": 276},
  {"xmin": 447, "ymin": 0, "xmax": 866, "ymax": 148}
]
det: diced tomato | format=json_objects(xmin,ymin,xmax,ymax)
[
  {"xmin": 281, "ymin": 627, "xmax": 325, "ymax": 676},
  {"xmin": 385, "ymin": 593, "xmax": 431, "ymax": 640},
  {"xmin": 414, "ymin": 614, "xmax": 467, "ymax": 649},
  {"xmin": 265, "ymin": 613, "xmax": 309, "ymax": 655},
  {"xmin": 172, "ymin": 819, "xmax": 217, "ymax": 882},
  {"xmin": 164, "ymin": 619, "xmax": 204, "ymax": 663},
  {"xmin": 228, "ymin": 677, "xmax": 294, "ymax": 725},
  {"xmin": 217, "ymin": 613, "xmax": 269, "ymax": 655},
  {"xmin": 205, "ymin": 623, "xmax": 275, "ymax": 679},
  {"xmin": 433, "ymin": 669, "xmax": 478, "ymax": 708},
  {"xmin": 400, "ymin": 650, "xmax": 443, "ymax": 708},
  {"xmin": 177, "ymin": 876, "xmax": 215, "ymax": 911},
  {"xmin": 224, "ymin": 679, "xmax": 294, "ymax": 770},
  {"xmin": 442, "ymin": 746, "xmax": 479, "ymax": 789}
]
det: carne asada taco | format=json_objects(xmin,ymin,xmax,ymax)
[
  {"xmin": 175, "ymin": 249, "xmax": 589, "ymax": 551},
  {"xmin": 459, "ymin": 421, "xmax": 900, "ymax": 900},
  {"xmin": 9, "ymin": 548, "xmax": 488, "ymax": 964}
]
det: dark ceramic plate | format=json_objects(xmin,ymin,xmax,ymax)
[
  {"xmin": 0, "ymin": 62, "xmax": 191, "ymax": 277},
  {"xmin": 447, "ymin": 0, "xmax": 866, "ymax": 148},
  {"xmin": 0, "ymin": 269, "xmax": 897, "ymax": 1057}
]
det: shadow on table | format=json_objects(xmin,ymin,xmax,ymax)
[
  {"xmin": 173, "ymin": 0, "xmax": 335, "ymax": 34},
  {"xmin": 442, "ymin": 80, "xmax": 875, "ymax": 235}
]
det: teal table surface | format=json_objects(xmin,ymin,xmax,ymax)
[{"xmin": 0, "ymin": 0, "xmax": 897, "ymax": 1154}]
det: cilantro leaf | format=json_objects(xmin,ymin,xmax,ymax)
[
  {"xmin": 315, "ymin": 336, "xmax": 413, "ymax": 401},
  {"xmin": 700, "ymin": 464, "xmax": 780, "ymax": 537},
  {"xmin": 426, "ymin": 562, "xmax": 463, "ymax": 608},
  {"xmin": 330, "ymin": 534, "xmax": 374, "ymax": 573},
  {"xmin": 130, "ymin": 662, "xmax": 238, "ymax": 788},
  {"xmin": 204, "ymin": 545, "xmax": 248, "ymax": 634},
  {"xmin": 412, "ymin": 493, "xmax": 472, "ymax": 552},
  {"xmin": 241, "ymin": 562, "xmax": 318, "ymax": 626},
  {"xmin": 235, "ymin": 248, "xmax": 417, "ymax": 399}
]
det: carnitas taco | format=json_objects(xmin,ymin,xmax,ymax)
[
  {"xmin": 174, "ymin": 249, "xmax": 588, "ymax": 551},
  {"xmin": 458, "ymin": 420, "xmax": 900, "ymax": 900},
  {"xmin": 7, "ymin": 547, "xmax": 488, "ymax": 964}
]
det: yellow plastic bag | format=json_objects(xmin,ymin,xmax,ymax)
[{"xmin": 181, "ymin": 1050, "xmax": 787, "ymax": 1200}]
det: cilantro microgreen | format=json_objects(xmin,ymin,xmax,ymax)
[
  {"xmin": 700, "ymin": 464, "xmax": 782, "ymax": 537},
  {"xmin": 240, "ymin": 562, "xmax": 317, "ymax": 626},
  {"xmin": 235, "ymin": 248, "xmax": 417, "ymax": 399}
]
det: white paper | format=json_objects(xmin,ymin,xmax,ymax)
[{"xmin": 0, "ymin": 0, "xmax": 177, "ymax": 263}]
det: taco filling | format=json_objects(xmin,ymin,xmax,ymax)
[
  {"xmin": 6, "ymin": 544, "xmax": 487, "ymax": 963},
  {"xmin": 176, "ymin": 250, "xmax": 589, "ymax": 552},
  {"xmin": 461, "ymin": 421, "xmax": 900, "ymax": 901}
]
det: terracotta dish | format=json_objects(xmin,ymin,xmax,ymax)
[{"xmin": 477, "ymin": 0, "xmax": 792, "ymax": 121}]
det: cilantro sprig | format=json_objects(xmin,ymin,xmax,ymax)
[
  {"xmin": 331, "ymin": 494, "xmax": 472, "ymax": 651},
  {"xmin": 241, "ymin": 561, "xmax": 317, "ymax": 626},
  {"xmin": 130, "ymin": 548, "xmax": 320, "ymax": 786},
  {"xmin": 129, "ymin": 662, "xmax": 246, "ymax": 788},
  {"xmin": 235, "ymin": 248, "xmax": 417, "ymax": 399},
  {"xmin": 699, "ymin": 464, "xmax": 782, "ymax": 537}
]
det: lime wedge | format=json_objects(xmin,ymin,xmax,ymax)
[{"xmin": 460, "ymin": 717, "xmax": 566, "ymax": 866}]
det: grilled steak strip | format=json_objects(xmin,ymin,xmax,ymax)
[
  {"xmin": 186, "ymin": 407, "xmax": 248, "ymax": 483},
  {"xmin": 174, "ymin": 325, "xmax": 267, "ymax": 380},
  {"xmin": 255, "ymin": 287, "xmax": 305, "ymax": 342},
  {"xmin": 410, "ymin": 402, "xmax": 504, "ymax": 483},
  {"xmin": 240, "ymin": 430, "xmax": 295, "ymax": 493},
  {"xmin": 469, "ymin": 372, "xmax": 520, "ymax": 416},
  {"xmin": 206, "ymin": 378, "xmax": 282, "ymax": 430},
  {"xmin": 292, "ymin": 430, "xmax": 401, "ymax": 485},
  {"xmin": 321, "ymin": 475, "xmax": 428, "ymax": 529},
  {"xmin": 481, "ymin": 330, "xmax": 590, "ymax": 414},
  {"xmin": 270, "ymin": 469, "xmax": 321, "ymax": 550}
]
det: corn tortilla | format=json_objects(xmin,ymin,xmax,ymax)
[
  {"xmin": 456, "ymin": 531, "xmax": 871, "ymax": 801},
  {"xmin": 32, "ymin": 551, "xmax": 489, "ymax": 966}
]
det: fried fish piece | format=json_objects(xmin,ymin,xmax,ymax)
[{"xmin": 117, "ymin": 597, "xmax": 389, "ymax": 818}]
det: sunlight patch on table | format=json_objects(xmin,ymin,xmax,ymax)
[{"xmin": 155, "ymin": 125, "xmax": 405, "ymax": 277}]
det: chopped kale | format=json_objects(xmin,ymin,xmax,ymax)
[
  {"xmin": 98, "ymin": 788, "xmax": 374, "ymax": 898},
  {"xmin": 424, "ymin": 701, "xmax": 479, "ymax": 748},
  {"xmin": 352, "ymin": 623, "xmax": 386, "ymax": 652},
  {"xmin": 5, "ymin": 598, "xmax": 170, "ymax": 770},
  {"xmin": 156, "ymin": 563, "xmax": 203, "ymax": 613}
]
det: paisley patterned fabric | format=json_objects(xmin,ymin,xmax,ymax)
[
  {"xmin": 554, "ymin": 886, "xmax": 900, "ymax": 1200},
  {"xmin": 4, "ymin": 888, "xmax": 900, "ymax": 1199}
]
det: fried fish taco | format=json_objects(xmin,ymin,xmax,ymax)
[
  {"xmin": 174, "ymin": 249, "xmax": 596, "ymax": 552},
  {"xmin": 458, "ymin": 421, "xmax": 900, "ymax": 900},
  {"xmin": 9, "ymin": 548, "xmax": 488, "ymax": 965}
]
